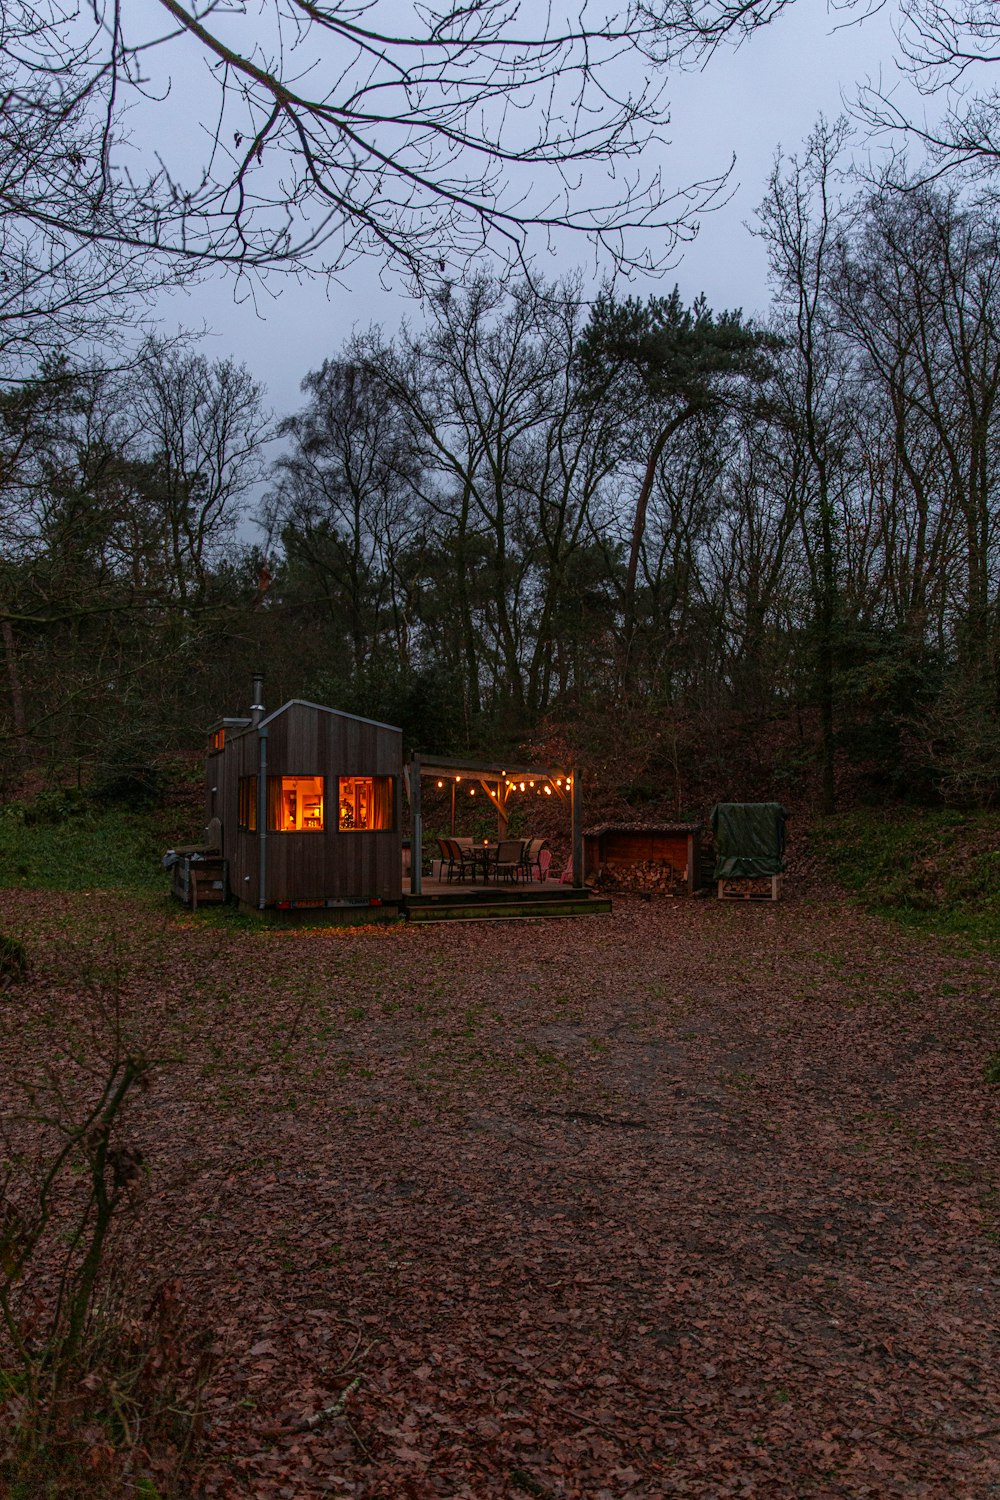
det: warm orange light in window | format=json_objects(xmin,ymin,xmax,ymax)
[
  {"xmin": 338, "ymin": 776, "xmax": 394, "ymax": 831},
  {"xmin": 271, "ymin": 776, "xmax": 324, "ymax": 831}
]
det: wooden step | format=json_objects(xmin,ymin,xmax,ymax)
[{"xmin": 404, "ymin": 892, "xmax": 611, "ymax": 922}]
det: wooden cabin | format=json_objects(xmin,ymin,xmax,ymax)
[{"xmin": 205, "ymin": 687, "xmax": 403, "ymax": 915}]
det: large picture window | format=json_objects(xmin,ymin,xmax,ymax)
[
  {"xmin": 238, "ymin": 775, "xmax": 257, "ymax": 831},
  {"xmin": 267, "ymin": 775, "xmax": 324, "ymax": 831},
  {"xmin": 338, "ymin": 776, "xmax": 394, "ymax": 831}
]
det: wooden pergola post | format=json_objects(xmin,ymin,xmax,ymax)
[
  {"xmin": 410, "ymin": 755, "xmax": 422, "ymax": 895},
  {"xmin": 571, "ymin": 767, "xmax": 583, "ymax": 889},
  {"xmin": 496, "ymin": 778, "xmax": 508, "ymax": 839}
]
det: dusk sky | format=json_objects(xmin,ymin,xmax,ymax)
[{"xmin": 151, "ymin": 1, "xmax": 913, "ymax": 441}]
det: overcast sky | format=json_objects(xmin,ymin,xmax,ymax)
[{"xmin": 152, "ymin": 2, "xmax": 910, "ymax": 434}]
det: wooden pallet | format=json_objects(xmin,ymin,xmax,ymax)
[{"xmin": 717, "ymin": 875, "xmax": 782, "ymax": 902}]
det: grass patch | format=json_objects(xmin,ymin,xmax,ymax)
[
  {"xmin": 0, "ymin": 801, "xmax": 169, "ymax": 894},
  {"xmin": 814, "ymin": 807, "xmax": 1000, "ymax": 949}
]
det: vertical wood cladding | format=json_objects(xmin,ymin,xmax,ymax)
[{"xmin": 208, "ymin": 701, "xmax": 403, "ymax": 908}]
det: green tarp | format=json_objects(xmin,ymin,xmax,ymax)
[{"xmin": 711, "ymin": 802, "xmax": 787, "ymax": 879}]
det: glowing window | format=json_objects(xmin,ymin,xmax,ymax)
[
  {"xmin": 209, "ymin": 728, "xmax": 225, "ymax": 753},
  {"xmin": 267, "ymin": 776, "xmax": 324, "ymax": 832},
  {"xmin": 238, "ymin": 776, "xmax": 257, "ymax": 831},
  {"xmin": 338, "ymin": 776, "xmax": 394, "ymax": 831}
]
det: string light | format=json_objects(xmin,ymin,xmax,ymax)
[
  {"xmin": 437, "ymin": 780, "xmax": 444, "ymax": 788},
  {"xmin": 545, "ymin": 786, "xmax": 551, "ymax": 795}
]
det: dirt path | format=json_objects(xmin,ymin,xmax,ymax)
[{"xmin": 2, "ymin": 884, "xmax": 999, "ymax": 1497}]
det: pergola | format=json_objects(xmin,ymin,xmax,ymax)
[{"xmin": 404, "ymin": 754, "xmax": 584, "ymax": 894}]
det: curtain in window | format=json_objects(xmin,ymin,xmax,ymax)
[
  {"xmin": 267, "ymin": 776, "xmax": 283, "ymax": 831},
  {"xmin": 238, "ymin": 776, "xmax": 257, "ymax": 831},
  {"xmin": 371, "ymin": 776, "xmax": 393, "ymax": 830}
]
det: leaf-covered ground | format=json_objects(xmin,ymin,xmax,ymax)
[{"xmin": 2, "ymin": 879, "xmax": 999, "ymax": 1498}]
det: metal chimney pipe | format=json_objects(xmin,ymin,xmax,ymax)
[{"xmin": 251, "ymin": 673, "xmax": 264, "ymax": 726}]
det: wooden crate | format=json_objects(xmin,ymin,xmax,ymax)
[
  {"xmin": 172, "ymin": 856, "xmax": 228, "ymax": 909},
  {"xmin": 717, "ymin": 875, "xmax": 782, "ymax": 902}
]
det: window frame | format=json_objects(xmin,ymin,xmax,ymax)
[
  {"xmin": 266, "ymin": 774, "xmax": 326, "ymax": 833},
  {"xmin": 336, "ymin": 774, "xmax": 396, "ymax": 833}
]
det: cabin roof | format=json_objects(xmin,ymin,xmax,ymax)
[
  {"xmin": 206, "ymin": 715, "xmax": 252, "ymax": 734},
  {"xmin": 257, "ymin": 699, "xmax": 402, "ymax": 734}
]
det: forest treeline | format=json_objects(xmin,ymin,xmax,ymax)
[{"xmin": 2, "ymin": 135, "xmax": 999, "ymax": 812}]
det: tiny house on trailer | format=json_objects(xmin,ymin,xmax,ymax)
[{"xmin": 205, "ymin": 681, "xmax": 403, "ymax": 914}]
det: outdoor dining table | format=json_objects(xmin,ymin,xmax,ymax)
[{"xmin": 468, "ymin": 842, "xmax": 496, "ymax": 882}]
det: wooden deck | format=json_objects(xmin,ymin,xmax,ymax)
[{"xmin": 403, "ymin": 874, "xmax": 611, "ymax": 922}]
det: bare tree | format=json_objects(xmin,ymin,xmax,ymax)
[
  {"xmin": 1, "ymin": 0, "xmax": 731, "ymax": 287},
  {"xmin": 755, "ymin": 118, "xmax": 855, "ymax": 812},
  {"xmin": 855, "ymin": 0, "xmax": 1000, "ymax": 176},
  {"xmin": 265, "ymin": 359, "xmax": 418, "ymax": 675},
  {"xmin": 833, "ymin": 180, "xmax": 1000, "ymax": 679},
  {"xmin": 0, "ymin": 41, "xmax": 198, "ymax": 383},
  {"xmin": 123, "ymin": 341, "xmax": 270, "ymax": 608}
]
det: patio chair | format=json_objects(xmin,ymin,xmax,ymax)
[
  {"xmin": 447, "ymin": 837, "xmax": 479, "ymax": 882},
  {"xmin": 520, "ymin": 837, "xmax": 550, "ymax": 882},
  {"xmin": 493, "ymin": 837, "xmax": 526, "ymax": 884},
  {"xmin": 437, "ymin": 837, "xmax": 458, "ymax": 882}
]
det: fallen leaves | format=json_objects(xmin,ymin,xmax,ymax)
[{"xmin": 1, "ymin": 882, "xmax": 999, "ymax": 1497}]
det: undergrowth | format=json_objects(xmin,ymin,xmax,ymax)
[
  {"xmin": 0, "ymin": 796, "xmax": 168, "ymax": 895},
  {"xmin": 815, "ymin": 807, "xmax": 1000, "ymax": 949}
]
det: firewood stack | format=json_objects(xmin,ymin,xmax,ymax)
[{"xmin": 596, "ymin": 859, "xmax": 683, "ymax": 896}]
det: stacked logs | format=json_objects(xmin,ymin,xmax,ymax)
[{"xmin": 596, "ymin": 860, "xmax": 684, "ymax": 895}]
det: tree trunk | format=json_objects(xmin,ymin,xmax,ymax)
[{"xmin": 2, "ymin": 617, "xmax": 29, "ymax": 769}]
